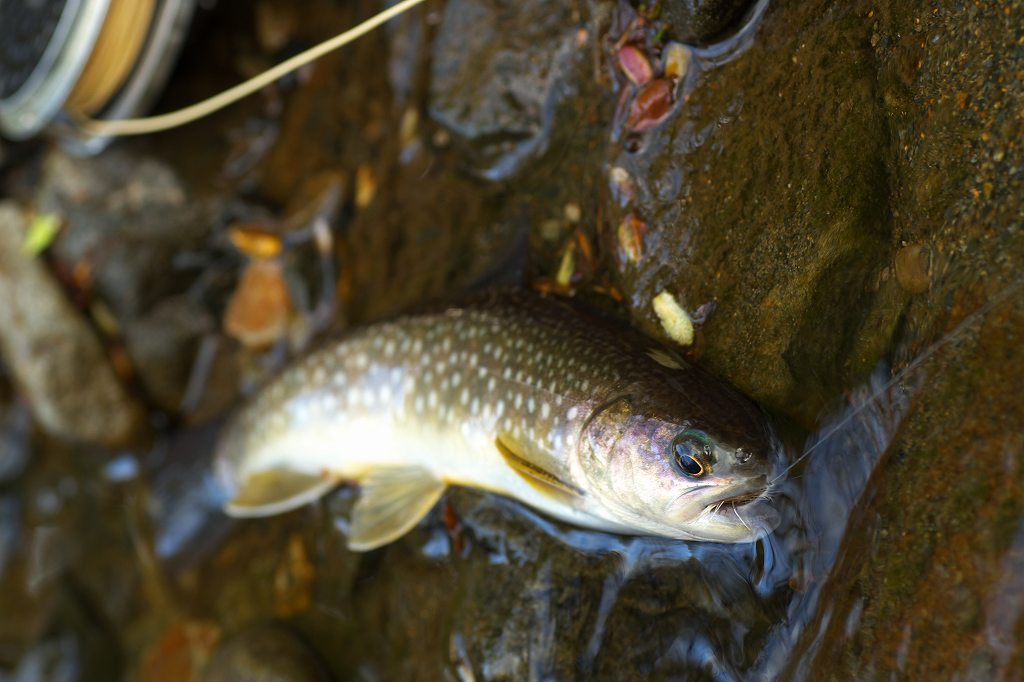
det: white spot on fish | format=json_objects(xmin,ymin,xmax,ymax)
[
  {"xmin": 541, "ymin": 402, "xmax": 550, "ymax": 418},
  {"xmin": 567, "ymin": 406, "xmax": 579, "ymax": 420}
]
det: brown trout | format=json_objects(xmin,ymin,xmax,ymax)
[{"xmin": 215, "ymin": 290, "xmax": 780, "ymax": 550}]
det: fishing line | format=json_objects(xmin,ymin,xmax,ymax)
[
  {"xmin": 768, "ymin": 277, "xmax": 1024, "ymax": 486},
  {"xmin": 74, "ymin": 0, "xmax": 428, "ymax": 137}
]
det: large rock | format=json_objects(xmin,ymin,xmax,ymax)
[
  {"xmin": 662, "ymin": 0, "xmax": 756, "ymax": 43},
  {"xmin": 428, "ymin": 0, "xmax": 584, "ymax": 179},
  {"xmin": 0, "ymin": 204, "xmax": 145, "ymax": 447},
  {"xmin": 35, "ymin": 150, "xmax": 210, "ymax": 321},
  {"xmin": 609, "ymin": 0, "xmax": 894, "ymax": 426}
]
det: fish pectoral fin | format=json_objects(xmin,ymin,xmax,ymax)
[
  {"xmin": 226, "ymin": 468, "xmax": 342, "ymax": 518},
  {"xmin": 495, "ymin": 435, "xmax": 585, "ymax": 500},
  {"xmin": 347, "ymin": 467, "xmax": 446, "ymax": 552}
]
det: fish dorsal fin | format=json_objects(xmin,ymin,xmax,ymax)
[
  {"xmin": 226, "ymin": 468, "xmax": 342, "ymax": 518},
  {"xmin": 495, "ymin": 435, "xmax": 585, "ymax": 500},
  {"xmin": 347, "ymin": 467, "xmax": 446, "ymax": 552}
]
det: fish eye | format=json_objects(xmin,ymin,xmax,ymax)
[{"xmin": 672, "ymin": 429, "xmax": 713, "ymax": 478}]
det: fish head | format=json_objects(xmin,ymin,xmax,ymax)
[{"xmin": 575, "ymin": 392, "xmax": 780, "ymax": 543}]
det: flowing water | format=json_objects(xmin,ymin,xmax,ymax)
[{"xmin": 0, "ymin": 0, "xmax": 1022, "ymax": 679}]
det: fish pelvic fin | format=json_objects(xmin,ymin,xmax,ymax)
[
  {"xmin": 225, "ymin": 468, "xmax": 342, "ymax": 518},
  {"xmin": 495, "ymin": 435, "xmax": 585, "ymax": 500},
  {"xmin": 347, "ymin": 467, "xmax": 446, "ymax": 552}
]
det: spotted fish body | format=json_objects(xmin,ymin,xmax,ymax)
[{"xmin": 215, "ymin": 290, "xmax": 781, "ymax": 550}]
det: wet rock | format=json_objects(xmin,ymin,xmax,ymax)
[
  {"xmin": 4, "ymin": 636, "xmax": 79, "ymax": 682},
  {"xmin": 429, "ymin": 0, "xmax": 585, "ymax": 179},
  {"xmin": 122, "ymin": 297, "xmax": 215, "ymax": 413},
  {"xmin": 0, "ymin": 386, "xmax": 30, "ymax": 483},
  {"xmin": 661, "ymin": 0, "xmax": 755, "ymax": 44},
  {"xmin": 612, "ymin": 0, "xmax": 892, "ymax": 425},
  {"xmin": 0, "ymin": 203, "xmax": 145, "ymax": 447},
  {"xmin": 780, "ymin": 0, "xmax": 1024, "ymax": 673},
  {"xmin": 35, "ymin": 149, "xmax": 211, "ymax": 321},
  {"xmin": 1, "ymin": 580, "xmax": 121, "ymax": 681},
  {"xmin": 791, "ymin": 292, "xmax": 1024, "ymax": 679},
  {"xmin": 148, "ymin": 421, "xmax": 236, "ymax": 572},
  {"xmin": 201, "ymin": 624, "xmax": 331, "ymax": 682},
  {"xmin": 138, "ymin": 620, "xmax": 221, "ymax": 682},
  {"xmin": 31, "ymin": 147, "xmax": 234, "ymax": 420}
]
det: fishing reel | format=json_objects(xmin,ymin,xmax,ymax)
[{"xmin": 0, "ymin": 0, "xmax": 195, "ymax": 154}]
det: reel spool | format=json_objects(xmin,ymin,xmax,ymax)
[{"xmin": 0, "ymin": 0, "xmax": 195, "ymax": 154}]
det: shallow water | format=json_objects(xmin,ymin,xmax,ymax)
[{"xmin": 1, "ymin": 0, "xmax": 1022, "ymax": 679}]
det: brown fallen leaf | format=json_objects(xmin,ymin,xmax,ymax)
[
  {"xmin": 626, "ymin": 78, "xmax": 675, "ymax": 132},
  {"xmin": 224, "ymin": 259, "xmax": 291, "ymax": 349}
]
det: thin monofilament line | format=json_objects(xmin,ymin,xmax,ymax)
[
  {"xmin": 75, "ymin": 0, "xmax": 428, "ymax": 137},
  {"xmin": 768, "ymin": 277, "xmax": 1023, "ymax": 486}
]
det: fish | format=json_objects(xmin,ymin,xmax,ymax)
[{"xmin": 214, "ymin": 289, "xmax": 781, "ymax": 551}]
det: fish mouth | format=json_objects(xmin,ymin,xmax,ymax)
[
  {"xmin": 706, "ymin": 488, "xmax": 764, "ymax": 511},
  {"xmin": 670, "ymin": 480, "xmax": 765, "ymax": 514},
  {"xmin": 668, "ymin": 480, "xmax": 778, "ymax": 541}
]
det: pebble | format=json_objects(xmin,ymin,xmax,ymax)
[
  {"xmin": 894, "ymin": 244, "xmax": 932, "ymax": 294},
  {"xmin": 201, "ymin": 624, "xmax": 331, "ymax": 682}
]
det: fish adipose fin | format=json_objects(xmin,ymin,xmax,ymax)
[
  {"xmin": 226, "ymin": 468, "xmax": 342, "ymax": 518},
  {"xmin": 348, "ymin": 467, "xmax": 446, "ymax": 551},
  {"xmin": 495, "ymin": 435, "xmax": 585, "ymax": 500}
]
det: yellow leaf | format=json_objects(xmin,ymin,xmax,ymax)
[{"xmin": 22, "ymin": 213, "xmax": 62, "ymax": 256}]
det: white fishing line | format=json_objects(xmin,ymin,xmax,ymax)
[{"xmin": 75, "ymin": 0, "xmax": 428, "ymax": 137}]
